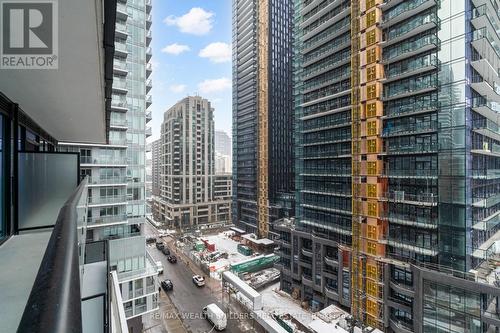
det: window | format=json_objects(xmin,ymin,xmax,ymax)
[
  {"xmin": 367, "ymin": 184, "xmax": 377, "ymax": 198},
  {"xmin": 366, "ymin": 29, "xmax": 376, "ymax": 46},
  {"xmin": 367, "ymin": 264, "xmax": 378, "ymax": 280},
  {"xmin": 367, "ymin": 241, "xmax": 377, "ymax": 255},
  {"xmin": 367, "ymin": 280, "xmax": 378, "ymax": 297},
  {"xmin": 367, "ymin": 161, "xmax": 377, "ymax": 175},
  {"xmin": 367, "ymin": 120, "xmax": 377, "ymax": 136},
  {"xmin": 366, "ymin": 10, "xmax": 376, "ymax": 28},
  {"xmin": 367, "ymin": 139, "xmax": 377, "ymax": 153},
  {"xmin": 366, "ymin": 298, "xmax": 378, "ymax": 316},
  {"xmin": 367, "ymin": 84, "xmax": 377, "ymax": 99},
  {"xmin": 366, "ymin": 102, "xmax": 377, "ymax": 118},
  {"xmin": 367, "ymin": 224, "xmax": 377, "ymax": 239},
  {"xmin": 367, "ymin": 48, "xmax": 378, "ymax": 64},
  {"xmin": 366, "ymin": 66, "xmax": 376, "ymax": 82},
  {"xmin": 368, "ymin": 201, "xmax": 378, "ymax": 216},
  {"xmin": 366, "ymin": 0, "xmax": 376, "ymax": 9}
]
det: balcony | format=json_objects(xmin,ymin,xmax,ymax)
[
  {"xmin": 146, "ymin": 79, "xmax": 152, "ymax": 92},
  {"xmin": 301, "ymin": 247, "xmax": 313, "ymax": 257},
  {"xmin": 88, "ymin": 176, "xmax": 127, "ymax": 186},
  {"xmin": 110, "ymin": 272, "xmax": 129, "ymax": 333},
  {"xmin": 1, "ymin": 170, "xmax": 88, "ymax": 332},
  {"xmin": 111, "ymin": 99, "xmax": 128, "ymax": 112},
  {"xmin": 382, "ymin": 168, "xmax": 438, "ymax": 179},
  {"xmin": 385, "ymin": 142, "xmax": 439, "ymax": 156},
  {"xmin": 471, "ymin": 74, "xmax": 500, "ymax": 104},
  {"xmin": 472, "ymin": 28, "xmax": 500, "ymax": 73},
  {"xmin": 383, "ymin": 13, "xmax": 440, "ymax": 47},
  {"xmin": 146, "ymin": 14, "xmax": 152, "ymax": 29},
  {"xmin": 383, "ymin": 34, "xmax": 440, "ymax": 64},
  {"xmin": 116, "ymin": 2, "xmax": 128, "ymax": 20},
  {"xmin": 384, "ymin": 191, "xmax": 438, "ymax": 206},
  {"xmin": 88, "ymin": 195, "xmax": 127, "ymax": 207},
  {"xmin": 87, "ymin": 215, "xmax": 128, "ymax": 228},
  {"xmin": 115, "ymin": 21, "xmax": 128, "ymax": 39},
  {"xmin": 146, "ymin": 94, "xmax": 152, "ymax": 106},
  {"xmin": 146, "ymin": 0, "xmax": 152, "ymax": 11},
  {"xmin": 384, "ymin": 55, "xmax": 440, "ymax": 84},
  {"xmin": 472, "ymin": 4, "xmax": 500, "ymax": 48},
  {"xmin": 114, "ymin": 41, "xmax": 128, "ymax": 58},
  {"xmin": 473, "ymin": 193, "xmax": 500, "ymax": 208},
  {"xmin": 80, "ymin": 156, "xmax": 128, "ymax": 166},
  {"xmin": 113, "ymin": 59, "xmax": 128, "ymax": 76},
  {"xmin": 472, "ymin": 96, "xmax": 500, "ymax": 122},
  {"xmin": 382, "ymin": 0, "xmax": 438, "ymax": 28},
  {"xmin": 389, "ymin": 317, "xmax": 414, "ymax": 333},
  {"xmin": 146, "ymin": 127, "xmax": 152, "ymax": 138},
  {"xmin": 146, "ymin": 46, "xmax": 152, "ymax": 61},
  {"xmin": 302, "ymin": 274, "xmax": 313, "ymax": 287},
  {"xmin": 324, "ymin": 285, "xmax": 338, "ymax": 300},
  {"xmin": 382, "ymin": 121, "xmax": 438, "ymax": 138},
  {"xmin": 385, "ymin": 212, "xmax": 438, "ymax": 229},
  {"xmin": 110, "ymin": 118, "xmax": 128, "ymax": 129},
  {"xmin": 112, "ymin": 78, "xmax": 128, "ymax": 94},
  {"xmin": 473, "ymin": 117, "xmax": 500, "ymax": 141},
  {"xmin": 146, "ymin": 110, "xmax": 152, "ymax": 122},
  {"xmin": 324, "ymin": 255, "xmax": 338, "ymax": 266}
]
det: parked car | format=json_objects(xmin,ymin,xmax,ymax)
[
  {"xmin": 156, "ymin": 241, "xmax": 164, "ymax": 250},
  {"xmin": 192, "ymin": 275, "xmax": 205, "ymax": 287},
  {"xmin": 167, "ymin": 255, "xmax": 177, "ymax": 263},
  {"xmin": 161, "ymin": 279, "xmax": 173, "ymax": 291},
  {"xmin": 146, "ymin": 236, "xmax": 156, "ymax": 244},
  {"xmin": 161, "ymin": 247, "xmax": 171, "ymax": 256},
  {"xmin": 156, "ymin": 261, "xmax": 163, "ymax": 274},
  {"xmin": 202, "ymin": 303, "xmax": 227, "ymax": 330}
]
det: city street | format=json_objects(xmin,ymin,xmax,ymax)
[{"xmin": 144, "ymin": 222, "xmax": 257, "ymax": 333}]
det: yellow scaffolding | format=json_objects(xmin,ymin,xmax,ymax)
[{"xmin": 351, "ymin": 0, "xmax": 387, "ymax": 330}]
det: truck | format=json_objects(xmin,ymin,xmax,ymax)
[
  {"xmin": 237, "ymin": 244, "xmax": 253, "ymax": 256},
  {"xmin": 202, "ymin": 303, "xmax": 227, "ymax": 331}
]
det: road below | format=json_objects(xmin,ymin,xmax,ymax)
[{"xmin": 144, "ymin": 221, "xmax": 256, "ymax": 333}]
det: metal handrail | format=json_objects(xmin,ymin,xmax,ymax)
[{"xmin": 17, "ymin": 178, "xmax": 88, "ymax": 333}]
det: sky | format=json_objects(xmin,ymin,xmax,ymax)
[{"xmin": 149, "ymin": 0, "xmax": 233, "ymax": 142}]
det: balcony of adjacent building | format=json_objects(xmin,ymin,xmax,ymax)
[
  {"xmin": 111, "ymin": 96, "xmax": 129, "ymax": 112},
  {"xmin": 383, "ymin": 54, "xmax": 440, "ymax": 84},
  {"xmin": 472, "ymin": 72, "xmax": 500, "ymax": 105},
  {"xmin": 115, "ymin": 39, "xmax": 128, "ymax": 58},
  {"xmin": 146, "ymin": 62, "xmax": 153, "ymax": 77},
  {"xmin": 382, "ymin": 12, "xmax": 440, "ymax": 48},
  {"xmin": 88, "ymin": 195, "xmax": 128, "ymax": 208},
  {"xmin": 146, "ymin": 14, "xmax": 152, "ymax": 29},
  {"xmin": 381, "ymin": 0, "xmax": 438, "ymax": 29},
  {"xmin": 145, "ymin": 0, "xmax": 152, "ymax": 12},
  {"xmin": 383, "ymin": 34, "xmax": 440, "ymax": 65},
  {"xmin": 472, "ymin": 2, "xmax": 500, "ymax": 47},
  {"xmin": 472, "ymin": 27, "xmax": 500, "ymax": 77},
  {"xmin": 382, "ymin": 73, "xmax": 438, "ymax": 101},
  {"xmin": 145, "ymin": 127, "xmax": 152, "ymax": 138},
  {"xmin": 473, "ymin": 211, "xmax": 500, "ymax": 232},
  {"xmin": 81, "ymin": 155, "xmax": 128, "ymax": 167},
  {"xmin": 116, "ymin": 2, "xmax": 128, "ymax": 20},
  {"xmin": 113, "ymin": 58, "xmax": 128, "ymax": 77},
  {"xmin": 384, "ymin": 142, "xmax": 439, "ymax": 156},
  {"xmin": 146, "ymin": 46, "xmax": 152, "ymax": 62},
  {"xmin": 146, "ymin": 79, "xmax": 152, "ymax": 93},
  {"xmin": 472, "ymin": 96, "xmax": 500, "ymax": 123},
  {"xmin": 473, "ymin": 117, "xmax": 500, "ymax": 141},
  {"xmin": 146, "ymin": 29, "xmax": 152, "ymax": 46},
  {"xmin": 146, "ymin": 110, "xmax": 152, "ymax": 123},
  {"xmin": 473, "ymin": 192, "xmax": 500, "ymax": 208},
  {"xmin": 112, "ymin": 77, "xmax": 128, "ymax": 95},
  {"xmin": 110, "ymin": 117, "xmax": 129, "ymax": 130},
  {"xmin": 88, "ymin": 175, "xmax": 128, "ymax": 186},
  {"xmin": 87, "ymin": 214, "xmax": 128, "ymax": 229},
  {"xmin": 115, "ymin": 21, "xmax": 128, "ymax": 40},
  {"xmin": 383, "ymin": 191, "xmax": 438, "ymax": 207},
  {"xmin": 384, "ymin": 211, "xmax": 438, "ymax": 230},
  {"xmin": 382, "ymin": 120, "xmax": 438, "ymax": 138}
]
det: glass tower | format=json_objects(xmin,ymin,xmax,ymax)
[
  {"xmin": 275, "ymin": 0, "xmax": 500, "ymax": 331},
  {"xmin": 232, "ymin": 0, "xmax": 295, "ymax": 238}
]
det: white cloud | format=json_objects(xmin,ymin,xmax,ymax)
[
  {"xmin": 169, "ymin": 84, "xmax": 187, "ymax": 94},
  {"xmin": 198, "ymin": 78, "xmax": 231, "ymax": 95},
  {"xmin": 164, "ymin": 8, "xmax": 214, "ymax": 36},
  {"xmin": 199, "ymin": 42, "xmax": 231, "ymax": 63},
  {"xmin": 161, "ymin": 43, "xmax": 190, "ymax": 55}
]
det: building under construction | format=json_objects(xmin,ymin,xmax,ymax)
[{"xmin": 275, "ymin": 0, "xmax": 500, "ymax": 331}]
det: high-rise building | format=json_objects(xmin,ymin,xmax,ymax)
[
  {"xmin": 151, "ymin": 138, "xmax": 162, "ymax": 196},
  {"xmin": 275, "ymin": 0, "xmax": 500, "ymax": 332},
  {"xmin": 232, "ymin": 0, "xmax": 295, "ymax": 238},
  {"xmin": 0, "ymin": 1, "xmax": 158, "ymax": 332},
  {"xmin": 215, "ymin": 130, "xmax": 232, "ymax": 157},
  {"xmin": 215, "ymin": 152, "xmax": 232, "ymax": 174},
  {"xmin": 59, "ymin": 0, "xmax": 157, "ymax": 330},
  {"xmin": 154, "ymin": 96, "xmax": 232, "ymax": 228}
]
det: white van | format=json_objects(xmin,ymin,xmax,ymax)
[{"xmin": 202, "ymin": 303, "xmax": 227, "ymax": 331}]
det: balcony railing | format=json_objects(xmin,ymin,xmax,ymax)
[
  {"xmin": 88, "ymin": 195, "xmax": 127, "ymax": 205},
  {"xmin": 110, "ymin": 271, "xmax": 129, "ymax": 333},
  {"xmin": 384, "ymin": 191, "xmax": 438, "ymax": 205},
  {"xmin": 88, "ymin": 176, "xmax": 127, "ymax": 185},
  {"xmin": 17, "ymin": 179, "xmax": 88, "ymax": 333},
  {"xmin": 80, "ymin": 156, "xmax": 128, "ymax": 165}
]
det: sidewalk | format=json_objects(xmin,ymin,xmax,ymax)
[{"xmin": 143, "ymin": 291, "xmax": 188, "ymax": 333}]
